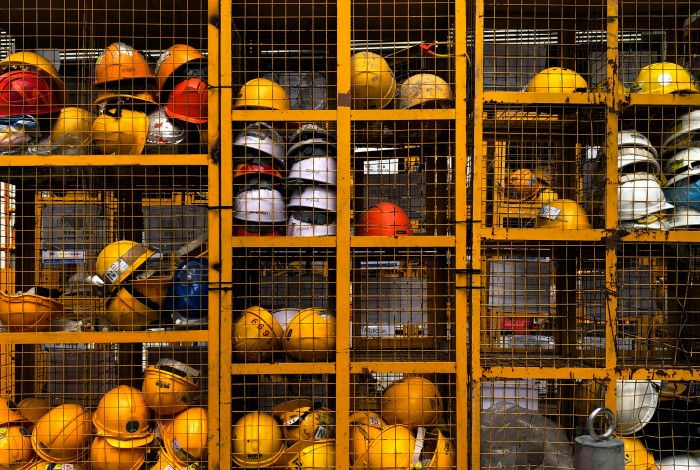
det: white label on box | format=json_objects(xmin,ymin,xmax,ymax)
[
  {"xmin": 41, "ymin": 250, "xmax": 86, "ymax": 264},
  {"xmin": 364, "ymin": 158, "xmax": 400, "ymax": 175}
]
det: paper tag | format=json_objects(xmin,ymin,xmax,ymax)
[
  {"xmin": 538, "ymin": 205, "xmax": 561, "ymax": 220},
  {"xmin": 104, "ymin": 258, "xmax": 131, "ymax": 283}
]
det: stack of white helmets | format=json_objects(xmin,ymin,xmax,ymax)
[
  {"xmin": 661, "ymin": 110, "xmax": 700, "ymax": 229},
  {"xmin": 286, "ymin": 124, "xmax": 337, "ymax": 236},
  {"xmin": 232, "ymin": 122, "xmax": 287, "ymax": 236},
  {"xmin": 617, "ymin": 130, "xmax": 672, "ymax": 230}
]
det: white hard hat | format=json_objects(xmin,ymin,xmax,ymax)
[
  {"xmin": 665, "ymin": 147, "xmax": 700, "ymax": 185},
  {"xmin": 288, "ymin": 123, "xmax": 336, "ymax": 146},
  {"xmin": 617, "ymin": 147, "xmax": 661, "ymax": 176},
  {"xmin": 618, "ymin": 172, "xmax": 674, "ymax": 221},
  {"xmin": 287, "ymin": 137, "xmax": 337, "ymax": 160},
  {"xmin": 618, "ymin": 130, "xmax": 658, "ymax": 158},
  {"xmin": 288, "ymin": 214, "xmax": 337, "ymax": 237},
  {"xmin": 657, "ymin": 453, "xmax": 700, "ymax": 469},
  {"xmin": 663, "ymin": 110, "xmax": 700, "ymax": 149},
  {"xmin": 234, "ymin": 188, "xmax": 287, "ymax": 223},
  {"xmin": 616, "ymin": 379, "xmax": 661, "ymax": 435},
  {"xmin": 287, "ymin": 186, "xmax": 337, "ymax": 212},
  {"xmin": 232, "ymin": 122, "xmax": 286, "ymax": 165},
  {"xmin": 667, "ymin": 206, "xmax": 700, "ymax": 229},
  {"xmin": 287, "ymin": 156, "xmax": 337, "ymax": 185}
]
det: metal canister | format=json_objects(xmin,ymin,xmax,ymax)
[{"xmin": 574, "ymin": 408, "xmax": 625, "ymax": 470}]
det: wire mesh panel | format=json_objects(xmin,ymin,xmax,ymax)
[
  {"xmin": 351, "ymin": 0, "xmax": 456, "ymax": 110},
  {"xmin": 615, "ymin": 243, "xmax": 700, "ymax": 368},
  {"xmin": 482, "ymin": 0, "xmax": 608, "ymax": 92},
  {"xmin": 481, "ymin": 242, "xmax": 607, "ymax": 368},
  {"xmin": 480, "ymin": 380, "xmax": 591, "ymax": 469},
  {"xmin": 231, "ymin": 0, "xmax": 335, "ymax": 109},
  {"xmin": 231, "ymin": 373, "xmax": 336, "ymax": 468},
  {"xmin": 231, "ymin": 248, "xmax": 336, "ymax": 363},
  {"xmin": 350, "ymin": 372, "xmax": 457, "ymax": 469},
  {"xmin": 351, "ymin": 248, "xmax": 454, "ymax": 361},
  {"xmin": 353, "ymin": 122, "xmax": 455, "ymax": 236},
  {"xmin": 0, "ymin": 2, "xmax": 209, "ymax": 157},
  {"xmin": 482, "ymin": 104, "xmax": 606, "ymax": 230}
]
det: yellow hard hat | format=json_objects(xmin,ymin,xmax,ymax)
[
  {"xmin": 92, "ymin": 107, "xmax": 149, "ymax": 155},
  {"xmin": 631, "ymin": 62, "xmax": 700, "ymax": 95},
  {"xmin": 93, "ymin": 385, "xmax": 154, "ymax": 447},
  {"xmin": 380, "ymin": 376, "xmax": 443, "ymax": 427},
  {"xmin": 16, "ymin": 398, "xmax": 51, "ymax": 429},
  {"xmin": 272, "ymin": 399, "xmax": 335, "ymax": 443},
  {"xmin": 142, "ymin": 359, "xmax": 200, "ymax": 416},
  {"xmin": 351, "ymin": 52, "xmax": 396, "ymax": 109},
  {"xmin": 94, "ymin": 42, "xmax": 153, "ymax": 85},
  {"xmin": 154, "ymin": 44, "xmax": 207, "ymax": 92},
  {"xmin": 90, "ymin": 436, "xmax": 148, "ymax": 470},
  {"xmin": 0, "ymin": 398, "xmax": 22, "ymax": 427},
  {"xmin": 526, "ymin": 67, "xmax": 588, "ymax": 93},
  {"xmin": 283, "ymin": 308, "xmax": 336, "ymax": 361},
  {"xmin": 232, "ymin": 412, "xmax": 285, "ymax": 468},
  {"xmin": 104, "ymin": 279, "xmax": 169, "ymax": 331},
  {"xmin": 0, "ymin": 292, "xmax": 63, "ymax": 333},
  {"xmin": 353, "ymin": 424, "xmax": 415, "ymax": 470},
  {"xmin": 621, "ymin": 437, "xmax": 659, "ymax": 470},
  {"xmin": 30, "ymin": 404, "xmax": 92, "ymax": 463},
  {"xmin": 349, "ymin": 411, "xmax": 386, "ymax": 464},
  {"xmin": 420, "ymin": 428, "xmax": 456, "ymax": 470},
  {"xmin": 0, "ymin": 425, "xmax": 33, "ymax": 468},
  {"xmin": 160, "ymin": 407, "xmax": 208, "ymax": 466},
  {"xmin": 535, "ymin": 199, "xmax": 592, "ymax": 229},
  {"xmin": 233, "ymin": 78, "xmax": 291, "ymax": 110},
  {"xmin": 232, "ymin": 306, "xmax": 285, "ymax": 362},
  {"xmin": 285, "ymin": 439, "xmax": 335, "ymax": 469},
  {"xmin": 398, "ymin": 73, "xmax": 453, "ymax": 109},
  {"xmin": 95, "ymin": 240, "xmax": 155, "ymax": 286},
  {"xmin": 535, "ymin": 188, "xmax": 560, "ymax": 204},
  {"xmin": 50, "ymin": 107, "xmax": 93, "ymax": 147},
  {"xmin": 0, "ymin": 52, "xmax": 62, "ymax": 85}
]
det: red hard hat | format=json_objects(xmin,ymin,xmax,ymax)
[
  {"xmin": 232, "ymin": 225, "xmax": 284, "ymax": 237},
  {"xmin": 356, "ymin": 202, "xmax": 413, "ymax": 236},
  {"xmin": 164, "ymin": 77, "xmax": 208, "ymax": 124},
  {"xmin": 0, "ymin": 70, "xmax": 64, "ymax": 117}
]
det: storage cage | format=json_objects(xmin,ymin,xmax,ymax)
[{"xmin": 0, "ymin": 0, "xmax": 696, "ymax": 468}]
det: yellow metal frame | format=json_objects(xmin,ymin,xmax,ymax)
[{"xmin": 0, "ymin": 0, "xmax": 696, "ymax": 468}]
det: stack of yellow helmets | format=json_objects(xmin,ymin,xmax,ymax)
[
  {"xmin": 91, "ymin": 386, "xmax": 153, "ymax": 469},
  {"xmin": 31, "ymin": 403, "xmax": 92, "ymax": 464},
  {"xmin": 0, "ymin": 397, "xmax": 34, "ymax": 469},
  {"xmin": 350, "ymin": 376, "xmax": 455, "ymax": 469},
  {"xmin": 96, "ymin": 240, "xmax": 169, "ymax": 331},
  {"xmin": 92, "ymin": 42, "xmax": 157, "ymax": 155},
  {"xmin": 271, "ymin": 399, "xmax": 336, "ymax": 469}
]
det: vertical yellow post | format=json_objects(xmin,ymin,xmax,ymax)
[
  {"xmin": 335, "ymin": 0, "xmax": 352, "ymax": 468},
  {"xmin": 454, "ymin": 0, "xmax": 470, "ymax": 466},
  {"xmin": 604, "ymin": 0, "xmax": 620, "ymax": 415},
  {"xmin": 471, "ymin": 0, "xmax": 486, "ymax": 466},
  {"xmin": 208, "ymin": 1, "xmax": 233, "ymax": 468}
]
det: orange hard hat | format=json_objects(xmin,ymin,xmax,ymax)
[
  {"xmin": 154, "ymin": 44, "xmax": 206, "ymax": 92},
  {"xmin": 94, "ymin": 42, "xmax": 153, "ymax": 85}
]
